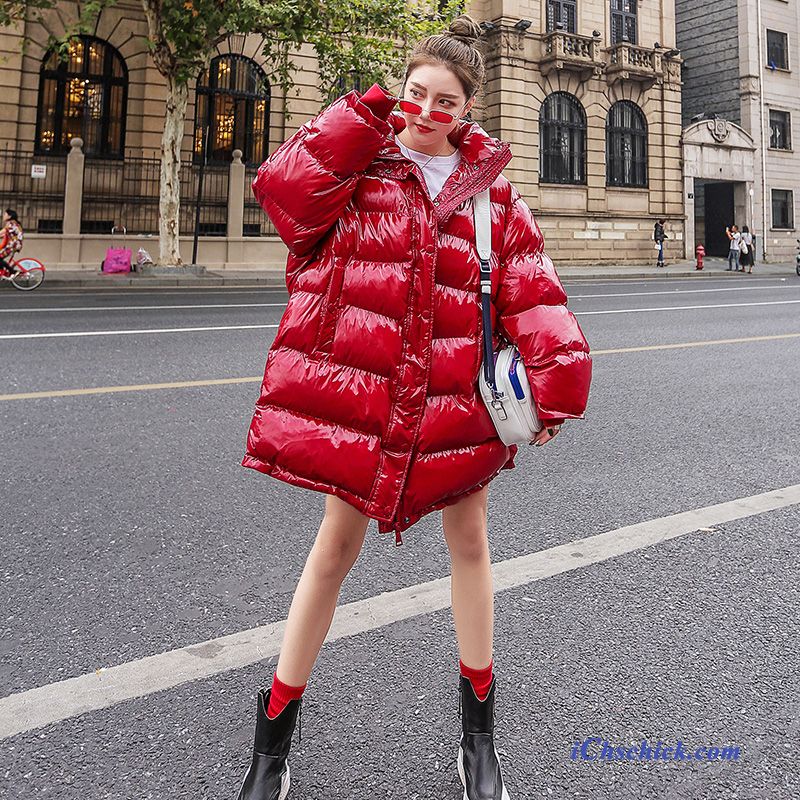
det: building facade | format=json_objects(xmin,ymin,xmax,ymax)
[
  {"xmin": 676, "ymin": 0, "xmax": 799, "ymax": 260},
  {"xmin": 0, "ymin": 0, "xmax": 685, "ymax": 269}
]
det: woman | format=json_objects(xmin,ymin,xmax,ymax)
[
  {"xmin": 236, "ymin": 15, "xmax": 592, "ymax": 800},
  {"xmin": 653, "ymin": 218, "xmax": 666, "ymax": 267},
  {"xmin": 0, "ymin": 209, "xmax": 24, "ymax": 274},
  {"xmin": 740, "ymin": 225, "xmax": 753, "ymax": 272}
]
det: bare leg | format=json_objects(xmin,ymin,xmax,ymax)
[
  {"xmin": 442, "ymin": 486, "xmax": 493, "ymax": 669},
  {"xmin": 274, "ymin": 494, "xmax": 370, "ymax": 686}
]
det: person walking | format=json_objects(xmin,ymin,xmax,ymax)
[
  {"xmin": 740, "ymin": 225, "xmax": 753, "ymax": 273},
  {"xmin": 725, "ymin": 224, "xmax": 741, "ymax": 271},
  {"xmin": 653, "ymin": 218, "xmax": 666, "ymax": 267},
  {"xmin": 0, "ymin": 209, "xmax": 24, "ymax": 274},
  {"xmin": 235, "ymin": 15, "xmax": 592, "ymax": 800}
]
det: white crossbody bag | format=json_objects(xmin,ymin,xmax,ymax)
[{"xmin": 473, "ymin": 189, "xmax": 543, "ymax": 446}]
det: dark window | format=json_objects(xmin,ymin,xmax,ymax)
[
  {"xmin": 540, "ymin": 92, "xmax": 586, "ymax": 185},
  {"xmin": 766, "ymin": 30, "xmax": 789, "ymax": 70},
  {"xmin": 611, "ymin": 0, "xmax": 637, "ymax": 45},
  {"xmin": 769, "ymin": 110, "xmax": 791, "ymax": 149},
  {"xmin": 772, "ymin": 189, "xmax": 794, "ymax": 228},
  {"xmin": 195, "ymin": 56, "xmax": 270, "ymax": 165},
  {"xmin": 35, "ymin": 36, "xmax": 128, "ymax": 157},
  {"xmin": 329, "ymin": 71, "xmax": 365, "ymax": 102},
  {"xmin": 546, "ymin": 0, "xmax": 577, "ymax": 33},
  {"xmin": 606, "ymin": 101, "xmax": 648, "ymax": 187}
]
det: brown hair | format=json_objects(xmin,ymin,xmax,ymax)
[{"xmin": 403, "ymin": 15, "xmax": 486, "ymax": 100}]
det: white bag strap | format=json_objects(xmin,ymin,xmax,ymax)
[
  {"xmin": 472, "ymin": 188, "xmax": 498, "ymax": 394},
  {"xmin": 472, "ymin": 188, "xmax": 492, "ymax": 294}
]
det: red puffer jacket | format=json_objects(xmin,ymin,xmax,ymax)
[{"xmin": 242, "ymin": 85, "xmax": 592, "ymax": 545}]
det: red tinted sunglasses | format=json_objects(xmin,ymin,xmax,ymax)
[{"xmin": 395, "ymin": 98, "xmax": 465, "ymax": 124}]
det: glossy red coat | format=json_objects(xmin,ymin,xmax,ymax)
[{"xmin": 242, "ymin": 88, "xmax": 592, "ymax": 544}]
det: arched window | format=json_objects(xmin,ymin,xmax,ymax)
[
  {"xmin": 36, "ymin": 36, "xmax": 128, "ymax": 157},
  {"xmin": 194, "ymin": 56, "xmax": 270, "ymax": 165},
  {"xmin": 606, "ymin": 101, "xmax": 648, "ymax": 187},
  {"xmin": 539, "ymin": 92, "xmax": 586, "ymax": 184}
]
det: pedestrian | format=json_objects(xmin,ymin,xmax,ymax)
[
  {"xmin": 0, "ymin": 209, "xmax": 24, "ymax": 274},
  {"xmin": 740, "ymin": 225, "xmax": 753, "ymax": 273},
  {"xmin": 725, "ymin": 224, "xmax": 741, "ymax": 271},
  {"xmin": 653, "ymin": 218, "xmax": 666, "ymax": 267},
  {"xmin": 236, "ymin": 14, "xmax": 592, "ymax": 800}
]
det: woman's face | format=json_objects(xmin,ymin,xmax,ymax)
[
  {"xmin": 400, "ymin": 63, "xmax": 474, "ymax": 151},
  {"xmin": 2, "ymin": 212, "xmax": 8, "ymax": 224}
]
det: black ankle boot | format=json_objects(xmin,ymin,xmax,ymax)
[
  {"xmin": 236, "ymin": 688, "xmax": 302, "ymax": 800},
  {"xmin": 457, "ymin": 675, "xmax": 510, "ymax": 800}
]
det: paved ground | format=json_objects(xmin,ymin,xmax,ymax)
[{"xmin": 1, "ymin": 271, "xmax": 798, "ymax": 799}]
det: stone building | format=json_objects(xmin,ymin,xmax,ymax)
[
  {"xmin": 0, "ymin": 0, "xmax": 685, "ymax": 269},
  {"xmin": 676, "ymin": 0, "xmax": 798, "ymax": 261}
]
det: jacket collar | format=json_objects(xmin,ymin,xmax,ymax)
[{"xmin": 375, "ymin": 112, "xmax": 513, "ymax": 222}]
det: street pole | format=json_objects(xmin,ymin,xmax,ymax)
[{"xmin": 192, "ymin": 123, "xmax": 209, "ymax": 266}]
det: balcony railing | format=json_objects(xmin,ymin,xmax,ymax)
[
  {"xmin": 604, "ymin": 43, "xmax": 663, "ymax": 83},
  {"xmin": 540, "ymin": 32, "xmax": 604, "ymax": 77}
]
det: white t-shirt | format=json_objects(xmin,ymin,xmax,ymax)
[
  {"xmin": 729, "ymin": 231, "xmax": 741, "ymax": 251},
  {"xmin": 395, "ymin": 135, "xmax": 461, "ymax": 199}
]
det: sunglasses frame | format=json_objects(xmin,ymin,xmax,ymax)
[{"xmin": 394, "ymin": 97, "xmax": 470, "ymax": 125}]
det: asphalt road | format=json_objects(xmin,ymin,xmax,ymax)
[{"xmin": 1, "ymin": 272, "xmax": 799, "ymax": 799}]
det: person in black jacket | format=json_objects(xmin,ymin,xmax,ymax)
[{"xmin": 653, "ymin": 218, "xmax": 666, "ymax": 267}]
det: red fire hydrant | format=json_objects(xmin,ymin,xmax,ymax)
[{"xmin": 695, "ymin": 243, "xmax": 705, "ymax": 271}]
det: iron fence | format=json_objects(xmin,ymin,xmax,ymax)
[
  {"xmin": 0, "ymin": 148, "xmax": 66, "ymax": 233},
  {"xmin": 81, "ymin": 154, "xmax": 230, "ymax": 236},
  {"xmin": 244, "ymin": 166, "xmax": 276, "ymax": 237}
]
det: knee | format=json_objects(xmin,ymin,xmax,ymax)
[{"xmin": 445, "ymin": 522, "xmax": 489, "ymax": 563}]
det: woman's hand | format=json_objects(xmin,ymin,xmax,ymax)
[{"xmin": 530, "ymin": 424, "xmax": 561, "ymax": 447}]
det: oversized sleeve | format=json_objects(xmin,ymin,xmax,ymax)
[
  {"xmin": 251, "ymin": 84, "xmax": 396, "ymax": 259},
  {"xmin": 493, "ymin": 187, "xmax": 592, "ymax": 422}
]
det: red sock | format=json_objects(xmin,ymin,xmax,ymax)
[
  {"xmin": 460, "ymin": 658, "xmax": 494, "ymax": 702},
  {"xmin": 267, "ymin": 673, "xmax": 307, "ymax": 719}
]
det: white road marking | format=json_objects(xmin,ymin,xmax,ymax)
[
  {"xmin": 0, "ymin": 323, "xmax": 280, "ymax": 339},
  {"xmin": 2, "ymin": 285, "xmax": 794, "ymax": 314},
  {"xmin": 571, "ymin": 285, "xmax": 800, "ymax": 299},
  {"xmin": 578, "ymin": 299, "xmax": 800, "ymax": 315},
  {"xmin": 1, "ymin": 484, "xmax": 798, "ymax": 739},
  {"xmin": 0, "ymin": 303, "xmax": 287, "ymax": 314}
]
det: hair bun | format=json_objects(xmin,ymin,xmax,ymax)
[{"xmin": 446, "ymin": 15, "xmax": 482, "ymax": 46}]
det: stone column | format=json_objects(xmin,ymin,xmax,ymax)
[
  {"xmin": 225, "ymin": 149, "xmax": 245, "ymax": 269},
  {"xmin": 60, "ymin": 138, "xmax": 85, "ymax": 267}
]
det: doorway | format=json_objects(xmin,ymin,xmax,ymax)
[{"xmin": 695, "ymin": 180, "xmax": 735, "ymax": 256}]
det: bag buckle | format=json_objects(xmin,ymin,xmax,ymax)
[{"xmin": 491, "ymin": 395, "xmax": 508, "ymax": 421}]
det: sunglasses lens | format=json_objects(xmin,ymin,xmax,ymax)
[
  {"xmin": 397, "ymin": 100, "xmax": 454, "ymax": 124},
  {"xmin": 397, "ymin": 100, "xmax": 421, "ymax": 114},
  {"xmin": 428, "ymin": 111, "xmax": 454, "ymax": 123}
]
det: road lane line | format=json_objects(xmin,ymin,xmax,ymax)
[
  {"xmin": 592, "ymin": 332, "xmax": 800, "ymax": 355},
  {"xmin": 3, "ymin": 299, "xmax": 799, "ymax": 340},
  {"xmin": 1, "ymin": 484, "xmax": 798, "ymax": 739},
  {"xmin": 0, "ymin": 377, "xmax": 262, "ymax": 401},
  {"xmin": 3, "ymin": 285, "xmax": 795, "ymax": 314},
  {"xmin": 0, "ymin": 303, "xmax": 288, "ymax": 313},
  {"xmin": 1, "ymin": 332, "xmax": 798, "ymax": 401},
  {"xmin": 0, "ymin": 323, "xmax": 279, "ymax": 340},
  {"xmin": 579, "ymin": 299, "xmax": 800, "ymax": 315},
  {"xmin": 572, "ymin": 285, "xmax": 800, "ymax": 299}
]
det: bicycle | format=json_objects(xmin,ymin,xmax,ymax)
[{"xmin": 0, "ymin": 254, "xmax": 46, "ymax": 291}]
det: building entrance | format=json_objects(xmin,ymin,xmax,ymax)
[{"xmin": 694, "ymin": 180, "xmax": 736, "ymax": 256}]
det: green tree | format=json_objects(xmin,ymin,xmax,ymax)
[{"xmin": 2, "ymin": 0, "xmax": 465, "ymax": 265}]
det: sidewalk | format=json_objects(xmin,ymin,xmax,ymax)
[{"xmin": 36, "ymin": 258, "xmax": 796, "ymax": 289}]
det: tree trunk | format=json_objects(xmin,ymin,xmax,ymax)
[{"xmin": 159, "ymin": 76, "xmax": 188, "ymax": 266}]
